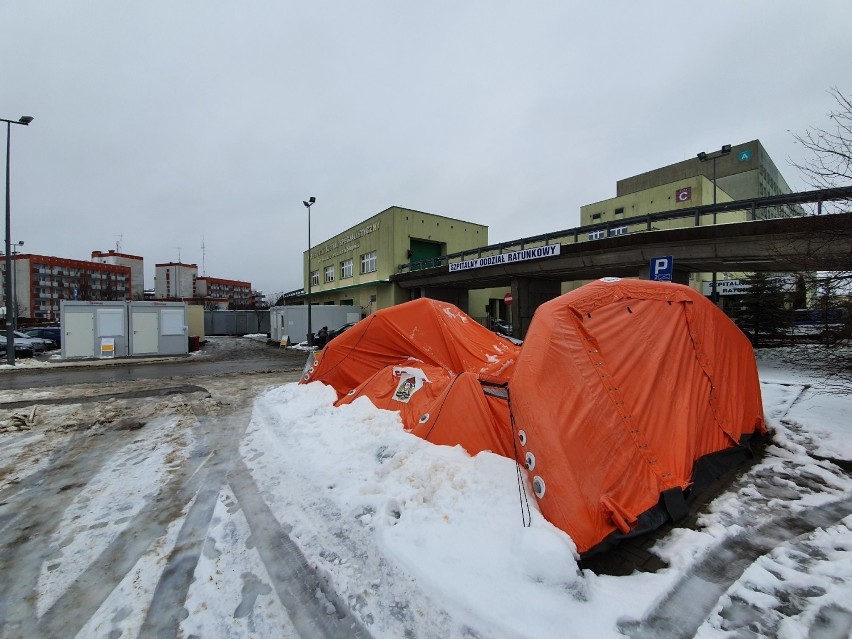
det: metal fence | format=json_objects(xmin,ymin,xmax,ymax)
[{"xmin": 204, "ymin": 310, "xmax": 270, "ymax": 336}]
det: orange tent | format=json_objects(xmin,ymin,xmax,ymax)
[
  {"xmin": 508, "ymin": 278, "xmax": 765, "ymax": 554},
  {"xmin": 301, "ymin": 280, "xmax": 765, "ymax": 555},
  {"xmin": 303, "ymin": 297, "xmax": 520, "ymax": 457},
  {"xmin": 304, "ymin": 297, "xmax": 519, "ymax": 396}
]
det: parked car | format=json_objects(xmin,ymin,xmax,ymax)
[
  {"xmin": 490, "ymin": 319, "xmax": 513, "ymax": 336},
  {"xmin": 24, "ymin": 326, "xmax": 62, "ymax": 348},
  {"xmin": 13, "ymin": 330, "xmax": 54, "ymax": 354},
  {"xmin": 0, "ymin": 335, "xmax": 35, "ymax": 358},
  {"xmin": 328, "ymin": 322, "xmax": 358, "ymax": 341}
]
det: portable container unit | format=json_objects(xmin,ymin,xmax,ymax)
[
  {"xmin": 60, "ymin": 300, "xmax": 130, "ymax": 359},
  {"xmin": 59, "ymin": 300, "xmax": 189, "ymax": 359},
  {"xmin": 128, "ymin": 301, "xmax": 189, "ymax": 356},
  {"xmin": 203, "ymin": 310, "xmax": 270, "ymax": 336},
  {"xmin": 269, "ymin": 305, "xmax": 360, "ymax": 345}
]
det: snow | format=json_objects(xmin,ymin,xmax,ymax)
[
  {"xmin": 237, "ymin": 352, "xmax": 852, "ymax": 638},
  {"xmin": 1, "ymin": 343, "xmax": 851, "ymax": 638}
]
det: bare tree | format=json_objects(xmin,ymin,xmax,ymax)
[
  {"xmin": 789, "ymin": 87, "xmax": 852, "ymax": 192},
  {"xmin": 783, "ymin": 87, "xmax": 852, "ymax": 389}
]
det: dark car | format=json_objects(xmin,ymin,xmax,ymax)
[
  {"xmin": 24, "ymin": 326, "xmax": 62, "ymax": 348},
  {"xmin": 0, "ymin": 335, "xmax": 35, "ymax": 358},
  {"xmin": 328, "ymin": 322, "xmax": 358, "ymax": 340},
  {"xmin": 490, "ymin": 319, "xmax": 513, "ymax": 336}
]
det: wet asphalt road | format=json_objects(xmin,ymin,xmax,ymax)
[{"xmin": 0, "ymin": 339, "xmax": 310, "ymax": 391}]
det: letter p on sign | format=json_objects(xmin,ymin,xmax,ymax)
[{"xmin": 650, "ymin": 256, "xmax": 673, "ymax": 281}]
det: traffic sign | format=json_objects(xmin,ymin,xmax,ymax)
[
  {"xmin": 650, "ymin": 256, "xmax": 674, "ymax": 281},
  {"xmin": 504, "ymin": 292, "xmax": 513, "ymax": 305}
]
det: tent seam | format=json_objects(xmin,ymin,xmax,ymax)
[{"xmin": 574, "ymin": 311, "xmax": 678, "ymax": 490}]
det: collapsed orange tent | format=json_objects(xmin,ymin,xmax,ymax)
[
  {"xmin": 302, "ymin": 297, "xmax": 520, "ymax": 457},
  {"xmin": 301, "ymin": 279, "xmax": 765, "ymax": 556}
]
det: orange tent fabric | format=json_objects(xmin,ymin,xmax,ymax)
[
  {"xmin": 303, "ymin": 297, "xmax": 520, "ymax": 399},
  {"xmin": 507, "ymin": 278, "xmax": 765, "ymax": 553},
  {"xmin": 301, "ymin": 280, "xmax": 765, "ymax": 555},
  {"xmin": 334, "ymin": 367, "xmax": 515, "ymax": 458}
]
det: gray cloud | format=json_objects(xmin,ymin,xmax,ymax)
[{"xmin": 2, "ymin": 1, "xmax": 850, "ymax": 296}]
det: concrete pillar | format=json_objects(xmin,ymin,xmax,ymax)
[{"xmin": 511, "ymin": 277, "xmax": 562, "ymax": 339}]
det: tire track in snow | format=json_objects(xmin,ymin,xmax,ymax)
[
  {"xmin": 30, "ymin": 422, "xmax": 211, "ymax": 639},
  {"xmin": 229, "ymin": 457, "xmax": 372, "ymax": 639},
  {"xmin": 620, "ymin": 381, "xmax": 852, "ymax": 638},
  {"xmin": 137, "ymin": 411, "xmax": 249, "ymax": 639},
  {"xmin": 618, "ymin": 496, "xmax": 852, "ymax": 639},
  {"xmin": 0, "ymin": 425, "xmax": 144, "ymax": 638}
]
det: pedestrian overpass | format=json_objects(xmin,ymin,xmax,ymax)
[{"xmin": 391, "ymin": 187, "xmax": 852, "ymax": 337}]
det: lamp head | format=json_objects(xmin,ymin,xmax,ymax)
[
  {"xmin": 18, "ymin": 116, "xmax": 34, "ymax": 125},
  {"xmin": 697, "ymin": 151, "xmax": 707, "ymax": 161},
  {"xmin": 720, "ymin": 144, "xmax": 732, "ymax": 155}
]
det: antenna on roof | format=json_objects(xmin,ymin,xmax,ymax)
[
  {"xmin": 201, "ymin": 236, "xmax": 206, "ymax": 275},
  {"xmin": 114, "ymin": 234, "xmax": 123, "ymax": 252},
  {"xmin": 175, "ymin": 246, "xmax": 182, "ymax": 263}
]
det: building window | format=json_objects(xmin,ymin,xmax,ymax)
[
  {"xmin": 324, "ymin": 265, "xmax": 335, "ymax": 283},
  {"xmin": 609, "ymin": 226, "xmax": 628, "ymax": 237},
  {"xmin": 340, "ymin": 259, "xmax": 353, "ymax": 279},
  {"xmin": 310, "ymin": 270, "xmax": 320, "ymax": 286},
  {"xmin": 588, "ymin": 230, "xmax": 606, "ymax": 240},
  {"xmin": 361, "ymin": 251, "xmax": 377, "ymax": 274},
  {"xmin": 592, "ymin": 212, "xmax": 602, "ymax": 220},
  {"xmin": 614, "ymin": 207, "xmax": 624, "ymax": 216}
]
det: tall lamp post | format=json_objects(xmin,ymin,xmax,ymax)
[
  {"xmin": 10, "ymin": 240, "xmax": 24, "ymax": 330},
  {"xmin": 697, "ymin": 144, "xmax": 731, "ymax": 304},
  {"xmin": 3, "ymin": 115, "xmax": 34, "ymax": 366},
  {"xmin": 303, "ymin": 196, "xmax": 315, "ymax": 345}
]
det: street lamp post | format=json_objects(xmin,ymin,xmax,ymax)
[
  {"xmin": 303, "ymin": 196, "xmax": 316, "ymax": 345},
  {"xmin": 697, "ymin": 144, "xmax": 731, "ymax": 304},
  {"xmin": 3, "ymin": 115, "xmax": 34, "ymax": 366},
  {"xmin": 10, "ymin": 240, "xmax": 23, "ymax": 330},
  {"xmin": 697, "ymin": 144, "xmax": 732, "ymax": 216}
]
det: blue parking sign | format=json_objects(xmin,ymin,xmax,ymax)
[{"xmin": 650, "ymin": 256, "xmax": 673, "ymax": 281}]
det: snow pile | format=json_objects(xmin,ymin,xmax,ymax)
[
  {"xmin": 241, "ymin": 382, "xmax": 628, "ymax": 638},
  {"xmin": 241, "ymin": 357, "xmax": 852, "ymax": 638}
]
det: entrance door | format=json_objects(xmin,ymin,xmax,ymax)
[
  {"xmin": 64, "ymin": 313, "xmax": 95, "ymax": 358},
  {"xmin": 131, "ymin": 311, "xmax": 159, "ymax": 354}
]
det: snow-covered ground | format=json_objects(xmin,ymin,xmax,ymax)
[{"xmin": 1, "ymin": 343, "xmax": 851, "ymax": 638}]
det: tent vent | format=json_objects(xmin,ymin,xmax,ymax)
[
  {"xmin": 533, "ymin": 476, "xmax": 546, "ymax": 498},
  {"xmin": 419, "ymin": 413, "xmax": 430, "ymax": 423},
  {"xmin": 627, "ymin": 306, "xmax": 633, "ymax": 314},
  {"xmin": 518, "ymin": 429, "xmax": 527, "ymax": 446},
  {"xmin": 348, "ymin": 389, "xmax": 357, "ymax": 395},
  {"xmin": 525, "ymin": 452, "xmax": 536, "ymax": 470}
]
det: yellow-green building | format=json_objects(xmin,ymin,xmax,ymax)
[
  {"xmin": 299, "ymin": 206, "xmax": 494, "ymax": 319},
  {"xmin": 578, "ymin": 139, "xmax": 797, "ymax": 294}
]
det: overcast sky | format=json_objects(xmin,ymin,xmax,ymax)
[{"xmin": 2, "ymin": 1, "xmax": 850, "ymax": 297}]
